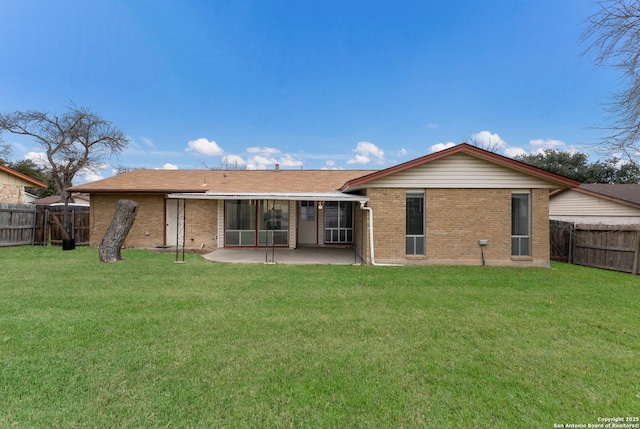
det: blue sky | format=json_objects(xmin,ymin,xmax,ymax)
[{"xmin": 0, "ymin": 0, "xmax": 617, "ymax": 182}]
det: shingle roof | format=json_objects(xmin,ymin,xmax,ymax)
[
  {"xmin": 68, "ymin": 169, "xmax": 376, "ymax": 194},
  {"xmin": 578, "ymin": 183, "xmax": 640, "ymax": 208}
]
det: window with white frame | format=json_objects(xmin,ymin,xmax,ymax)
[
  {"xmin": 406, "ymin": 192, "xmax": 425, "ymax": 255},
  {"xmin": 511, "ymin": 193, "xmax": 530, "ymax": 256},
  {"xmin": 225, "ymin": 200, "xmax": 256, "ymax": 246}
]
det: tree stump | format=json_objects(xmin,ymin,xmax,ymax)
[{"xmin": 99, "ymin": 199, "xmax": 139, "ymax": 263}]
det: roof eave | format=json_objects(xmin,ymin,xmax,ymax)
[
  {"xmin": 167, "ymin": 192, "xmax": 369, "ymax": 202},
  {"xmin": 0, "ymin": 164, "xmax": 48, "ymax": 188},
  {"xmin": 68, "ymin": 188, "xmax": 207, "ymax": 194}
]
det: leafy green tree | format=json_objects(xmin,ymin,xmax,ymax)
[
  {"xmin": 515, "ymin": 150, "xmax": 592, "ymax": 182},
  {"xmin": 591, "ymin": 157, "xmax": 640, "ymax": 183},
  {"xmin": 515, "ymin": 149, "xmax": 639, "ymax": 183}
]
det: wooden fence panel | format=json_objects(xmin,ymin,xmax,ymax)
[
  {"xmin": 550, "ymin": 220, "xmax": 573, "ymax": 263},
  {"xmin": 47, "ymin": 206, "xmax": 90, "ymax": 246},
  {"xmin": 573, "ymin": 224, "xmax": 640, "ymax": 275},
  {"xmin": 0, "ymin": 203, "xmax": 36, "ymax": 246},
  {"xmin": 33, "ymin": 206, "xmax": 48, "ymax": 245}
]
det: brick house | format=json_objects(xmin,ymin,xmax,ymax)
[
  {"xmin": 69, "ymin": 144, "xmax": 579, "ymax": 266},
  {"xmin": 0, "ymin": 164, "xmax": 48, "ymax": 203}
]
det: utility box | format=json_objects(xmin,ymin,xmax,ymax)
[{"xmin": 478, "ymin": 239, "xmax": 488, "ymax": 246}]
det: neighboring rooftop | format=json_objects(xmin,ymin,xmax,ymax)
[
  {"xmin": 31, "ymin": 194, "xmax": 91, "ymax": 206},
  {"xmin": 0, "ymin": 163, "xmax": 48, "ymax": 188},
  {"xmin": 578, "ymin": 183, "xmax": 640, "ymax": 208}
]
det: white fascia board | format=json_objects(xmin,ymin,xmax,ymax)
[{"xmin": 167, "ymin": 192, "xmax": 368, "ymax": 203}]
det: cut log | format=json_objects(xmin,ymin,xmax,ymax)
[{"xmin": 99, "ymin": 199, "xmax": 139, "ymax": 263}]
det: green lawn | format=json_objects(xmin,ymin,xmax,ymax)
[{"xmin": 1, "ymin": 246, "xmax": 638, "ymax": 428}]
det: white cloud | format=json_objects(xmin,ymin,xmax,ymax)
[
  {"xmin": 529, "ymin": 138, "xmax": 565, "ymax": 149},
  {"xmin": 426, "ymin": 122, "xmax": 438, "ymax": 129},
  {"xmin": 186, "ymin": 138, "xmax": 224, "ymax": 156},
  {"xmin": 24, "ymin": 151, "xmax": 49, "ymax": 168},
  {"xmin": 278, "ymin": 153, "xmax": 303, "ymax": 168},
  {"xmin": 429, "ymin": 142, "xmax": 456, "ymax": 153},
  {"xmin": 321, "ymin": 160, "xmax": 344, "ymax": 170},
  {"xmin": 223, "ymin": 154, "xmax": 246, "ymax": 166},
  {"xmin": 140, "ymin": 137, "xmax": 156, "ymax": 149},
  {"xmin": 398, "ymin": 148, "xmax": 408, "ymax": 157},
  {"xmin": 504, "ymin": 147, "xmax": 528, "ymax": 158},
  {"xmin": 247, "ymin": 146, "xmax": 280, "ymax": 156},
  {"xmin": 162, "ymin": 163, "xmax": 178, "ymax": 170},
  {"xmin": 347, "ymin": 154, "xmax": 370, "ymax": 164},
  {"xmin": 246, "ymin": 155, "xmax": 302, "ymax": 170},
  {"xmin": 76, "ymin": 170, "xmax": 104, "ymax": 183},
  {"xmin": 347, "ymin": 141, "xmax": 385, "ymax": 165},
  {"xmin": 246, "ymin": 155, "xmax": 275, "ymax": 170},
  {"xmin": 470, "ymin": 131, "xmax": 507, "ymax": 149}
]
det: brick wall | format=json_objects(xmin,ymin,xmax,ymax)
[
  {"xmin": 353, "ymin": 199, "xmax": 368, "ymax": 263},
  {"xmin": 531, "ymin": 188, "xmax": 550, "ymax": 265},
  {"xmin": 366, "ymin": 188, "xmax": 406, "ymax": 261},
  {"xmin": 183, "ymin": 199, "xmax": 219, "ymax": 250},
  {"xmin": 425, "ymin": 188, "xmax": 511, "ymax": 264},
  {"xmin": 90, "ymin": 194, "xmax": 218, "ymax": 250},
  {"xmin": 366, "ymin": 188, "xmax": 550, "ymax": 267}
]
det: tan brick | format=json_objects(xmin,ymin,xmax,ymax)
[
  {"xmin": 360, "ymin": 188, "xmax": 550, "ymax": 267},
  {"xmin": 90, "ymin": 194, "xmax": 218, "ymax": 250}
]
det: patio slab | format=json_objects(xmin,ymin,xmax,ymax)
[{"xmin": 203, "ymin": 247, "xmax": 361, "ymax": 265}]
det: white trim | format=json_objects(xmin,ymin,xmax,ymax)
[{"xmin": 167, "ymin": 192, "xmax": 368, "ymax": 202}]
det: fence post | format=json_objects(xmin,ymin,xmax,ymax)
[
  {"xmin": 633, "ymin": 231, "xmax": 640, "ymax": 276},
  {"xmin": 568, "ymin": 223, "xmax": 574, "ymax": 265},
  {"xmin": 31, "ymin": 207, "xmax": 37, "ymax": 245},
  {"xmin": 44, "ymin": 208, "xmax": 48, "ymax": 246}
]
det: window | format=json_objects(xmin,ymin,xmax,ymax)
[
  {"xmin": 225, "ymin": 199, "xmax": 289, "ymax": 246},
  {"xmin": 511, "ymin": 193, "xmax": 530, "ymax": 256},
  {"xmin": 406, "ymin": 192, "xmax": 425, "ymax": 255},
  {"xmin": 300, "ymin": 201, "xmax": 315, "ymax": 221},
  {"xmin": 324, "ymin": 201, "xmax": 353, "ymax": 243},
  {"xmin": 225, "ymin": 200, "xmax": 256, "ymax": 246}
]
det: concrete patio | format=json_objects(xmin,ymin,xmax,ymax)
[{"xmin": 203, "ymin": 247, "xmax": 362, "ymax": 265}]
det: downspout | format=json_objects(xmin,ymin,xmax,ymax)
[{"xmin": 359, "ymin": 201, "xmax": 403, "ymax": 267}]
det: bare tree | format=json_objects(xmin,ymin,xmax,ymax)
[
  {"xmin": 202, "ymin": 155, "xmax": 248, "ymax": 170},
  {"xmin": 0, "ymin": 136, "xmax": 11, "ymax": 162},
  {"xmin": 467, "ymin": 134, "xmax": 504, "ymax": 153},
  {"xmin": 0, "ymin": 105, "xmax": 129, "ymax": 241},
  {"xmin": 581, "ymin": 0, "xmax": 640, "ymax": 162},
  {"xmin": 113, "ymin": 165, "xmax": 142, "ymax": 175}
]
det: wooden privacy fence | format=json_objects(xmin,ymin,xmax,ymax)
[
  {"xmin": 0, "ymin": 203, "xmax": 37, "ymax": 246},
  {"xmin": 0, "ymin": 203, "xmax": 90, "ymax": 247},
  {"xmin": 35, "ymin": 205, "xmax": 90, "ymax": 246},
  {"xmin": 550, "ymin": 220, "xmax": 640, "ymax": 275}
]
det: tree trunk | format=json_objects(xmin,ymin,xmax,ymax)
[{"xmin": 99, "ymin": 199, "xmax": 139, "ymax": 263}]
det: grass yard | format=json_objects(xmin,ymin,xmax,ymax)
[{"xmin": 1, "ymin": 246, "xmax": 639, "ymax": 428}]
